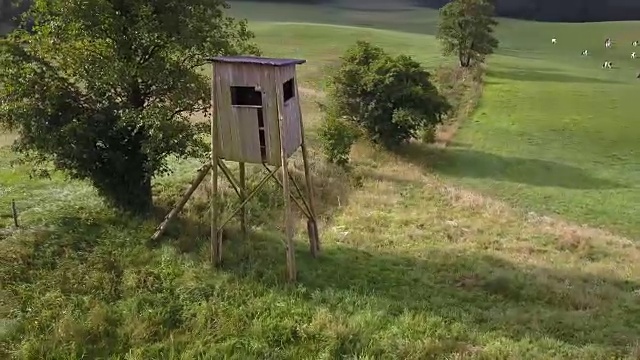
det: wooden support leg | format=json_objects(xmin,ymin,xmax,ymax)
[
  {"xmin": 292, "ymin": 74, "xmax": 320, "ymax": 257},
  {"xmin": 276, "ymin": 89, "xmax": 296, "ymax": 282},
  {"xmin": 211, "ymin": 161, "xmax": 221, "ymax": 266},
  {"xmin": 300, "ymin": 141, "xmax": 320, "ymax": 256},
  {"xmin": 210, "ymin": 63, "xmax": 222, "ymax": 266},
  {"xmin": 150, "ymin": 164, "xmax": 212, "ymax": 242},
  {"xmin": 280, "ymin": 160, "xmax": 296, "ymax": 282},
  {"xmin": 239, "ymin": 162, "xmax": 247, "ymax": 240}
]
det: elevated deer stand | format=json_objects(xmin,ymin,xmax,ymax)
[{"xmin": 150, "ymin": 56, "xmax": 320, "ymax": 282}]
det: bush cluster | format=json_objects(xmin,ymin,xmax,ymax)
[{"xmin": 319, "ymin": 41, "xmax": 450, "ymax": 165}]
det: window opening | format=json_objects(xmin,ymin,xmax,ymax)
[
  {"xmin": 283, "ymin": 78, "xmax": 295, "ymax": 102},
  {"xmin": 231, "ymin": 86, "xmax": 262, "ymax": 106}
]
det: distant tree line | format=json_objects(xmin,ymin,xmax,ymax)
[
  {"xmin": 3, "ymin": 0, "xmax": 640, "ymax": 26},
  {"xmin": 415, "ymin": 0, "xmax": 640, "ymax": 22},
  {"xmin": 234, "ymin": 0, "xmax": 640, "ymax": 22}
]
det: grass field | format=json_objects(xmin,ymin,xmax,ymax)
[
  {"xmin": 2, "ymin": 0, "xmax": 640, "ymax": 358},
  {"xmin": 431, "ymin": 21, "xmax": 640, "ymax": 239}
]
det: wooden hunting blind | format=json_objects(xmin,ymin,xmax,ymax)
[
  {"xmin": 211, "ymin": 56, "xmax": 305, "ymax": 166},
  {"xmin": 151, "ymin": 56, "xmax": 320, "ymax": 282}
]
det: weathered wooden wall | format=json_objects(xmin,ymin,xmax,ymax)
[
  {"xmin": 277, "ymin": 65, "xmax": 303, "ymax": 159},
  {"xmin": 213, "ymin": 62, "xmax": 303, "ymax": 167}
]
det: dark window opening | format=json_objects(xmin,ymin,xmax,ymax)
[
  {"xmin": 257, "ymin": 107, "xmax": 265, "ymax": 128},
  {"xmin": 283, "ymin": 78, "xmax": 295, "ymax": 102},
  {"xmin": 231, "ymin": 86, "xmax": 262, "ymax": 106},
  {"xmin": 257, "ymin": 108, "xmax": 267, "ymax": 162}
]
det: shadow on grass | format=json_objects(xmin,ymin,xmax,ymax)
[
  {"xmin": 398, "ymin": 143, "xmax": 624, "ymax": 190},
  {"xmin": 151, "ymin": 157, "xmax": 356, "ymax": 255},
  {"xmin": 7, "ymin": 208, "xmax": 638, "ymax": 355},
  {"xmin": 213, "ymin": 232, "xmax": 640, "ymax": 352},
  {"xmin": 487, "ymin": 69, "xmax": 621, "ymax": 84},
  {"xmin": 0, "ymin": 213, "xmax": 130, "ymax": 295},
  {"xmin": 495, "ymin": 63, "xmax": 562, "ymax": 73}
]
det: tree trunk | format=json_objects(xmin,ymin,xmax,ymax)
[
  {"xmin": 113, "ymin": 176, "xmax": 152, "ymax": 214},
  {"xmin": 459, "ymin": 52, "xmax": 471, "ymax": 67},
  {"xmin": 96, "ymin": 159, "xmax": 153, "ymax": 215},
  {"xmin": 94, "ymin": 128, "xmax": 154, "ymax": 215}
]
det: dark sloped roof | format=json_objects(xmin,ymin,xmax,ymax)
[{"xmin": 207, "ymin": 56, "xmax": 306, "ymax": 66}]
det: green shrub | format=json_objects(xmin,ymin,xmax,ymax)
[
  {"xmin": 325, "ymin": 40, "xmax": 450, "ymax": 149},
  {"xmin": 319, "ymin": 115, "xmax": 359, "ymax": 166},
  {"xmin": 420, "ymin": 124, "xmax": 437, "ymax": 144}
]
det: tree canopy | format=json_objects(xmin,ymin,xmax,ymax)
[
  {"xmin": 436, "ymin": 0, "xmax": 499, "ymax": 67},
  {"xmin": 0, "ymin": 0, "xmax": 259, "ymax": 213},
  {"xmin": 322, "ymin": 40, "xmax": 450, "ymax": 152}
]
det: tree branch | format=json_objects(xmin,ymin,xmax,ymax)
[{"xmin": 139, "ymin": 44, "xmax": 162, "ymax": 65}]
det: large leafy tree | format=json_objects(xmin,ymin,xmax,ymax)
[
  {"xmin": 436, "ymin": 0, "xmax": 499, "ymax": 67},
  {"xmin": 0, "ymin": 0, "xmax": 259, "ymax": 213}
]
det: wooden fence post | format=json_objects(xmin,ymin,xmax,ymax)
[{"xmin": 11, "ymin": 199, "xmax": 18, "ymax": 228}]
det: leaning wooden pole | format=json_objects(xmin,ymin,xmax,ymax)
[
  {"xmin": 275, "ymin": 85, "xmax": 297, "ymax": 282},
  {"xmin": 150, "ymin": 164, "xmax": 211, "ymax": 242},
  {"xmin": 210, "ymin": 63, "xmax": 222, "ymax": 266},
  {"xmin": 295, "ymin": 77, "xmax": 320, "ymax": 256}
]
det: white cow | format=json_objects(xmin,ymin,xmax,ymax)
[
  {"xmin": 632, "ymin": 52, "xmax": 637, "ymax": 59},
  {"xmin": 551, "ymin": 38, "xmax": 557, "ymax": 44},
  {"xmin": 602, "ymin": 61, "xmax": 613, "ymax": 69},
  {"xmin": 605, "ymin": 38, "xmax": 612, "ymax": 48},
  {"xmin": 581, "ymin": 49, "xmax": 589, "ymax": 56},
  {"xmin": 633, "ymin": 41, "xmax": 638, "ymax": 47}
]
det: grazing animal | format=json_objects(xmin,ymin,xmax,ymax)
[
  {"xmin": 633, "ymin": 41, "xmax": 638, "ymax": 47},
  {"xmin": 605, "ymin": 38, "xmax": 612, "ymax": 48},
  {"xmin": 632, "ymin": 52, "xmax": 637, "ymax": 59},
  {"xmin": 581, "ymin": 49, "xmax": 589, "ymax": 56},
  {"xmin": 551, "ymin": 38, "xmax": 557, "ymax": 44},
  {"xmin": 602, "ymin": 61, "xmax": 612, "ymax": 69}
]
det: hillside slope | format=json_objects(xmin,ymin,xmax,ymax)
[
  {"xmin": 2, "ymin": 7, "xmax": 640, "ymax": 360},
  {"xmin": 230, "ymin": 1, "xmax": 640, "ymax": 238}
]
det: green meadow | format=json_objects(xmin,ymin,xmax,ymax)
[{"xmin": 1, "ymin": 1, "xmax": 639, "ymax": 358}]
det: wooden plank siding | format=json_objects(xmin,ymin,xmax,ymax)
[
  {"xmin": 277, "ymin": 65, "xmax": 303, "ymax": 159},
  {"xmin": 212, "ymin": 61, "xmax": 303, "ymax": 166}
]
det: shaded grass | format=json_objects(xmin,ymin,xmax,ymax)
[{"xmin": 408, "ymin": 146, "xmax": 625, "ymax": 190}]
